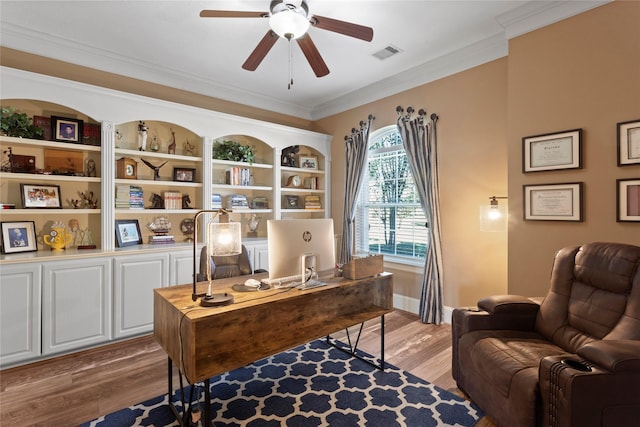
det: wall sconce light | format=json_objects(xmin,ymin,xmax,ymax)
[
  {"xmin": 480, "ymin": 196, "xmax": 508, "ymax": 232},
  {"xmin": 192, "ymin": 209, "xmax": 242, "ymax": 306}
]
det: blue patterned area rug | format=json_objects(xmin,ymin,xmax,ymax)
[{"xmin": 83, "ymin": 339, "xmax": 482, "ymax": 426}]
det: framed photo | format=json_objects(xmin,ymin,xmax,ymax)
[
  {"xmin": 173, "ymin": 167, "xmax": 196, "ymax": 182},
  {"xmin": 51, "ymin": 116, "xmax": 84, "ymax": 143},
  {"xmin": 616, "ymin": 178, "xmax": 640, "ymax": 222},
  {"xmin": 523, "ymin": 182, "xmax": 583, "ymax": 221},
  {"xmin": 115, "ymin": 219, "xmax": 143, "ymax": 247},
  {"xmin": 300, "ymin": 156, "xmax": 318, "ymax": 170},
  {"xmin": 523, "ymin": 129, "xmax": 582, "ymax": 173},
  {"xmin": 33, "ymin": 115, "xmax": 52, "ymax": 140},
  {"xmin": 1, "ymin": 221, "xmax": 38, "ymax": 254},
  {"xmin": 617, "ymin": 119, "xmax": 640, "ymax": 166},
  {"xmin": 285, "ymin": 195, "xmax": 300, "ymax": 209},
  {"xmin": 20, "ymin": 183, "xmax": 62, "ymax": 208}
]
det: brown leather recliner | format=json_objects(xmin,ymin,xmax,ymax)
[{"xmin": 452, "ymin": 242, "xmax": 640, "ymax": 427}]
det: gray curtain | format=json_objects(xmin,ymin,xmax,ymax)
[
  {"xmin": 339, "ymin": 115, "xmax": 374, "ymax": 265},
  {"xmin": 396, "ymin": 107, "xmax": 444, "ymax": 324}
]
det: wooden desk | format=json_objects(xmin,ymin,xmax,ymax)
[{"xmin": 154, "ymin": 272, "xmax": 393, "ymax": 384}]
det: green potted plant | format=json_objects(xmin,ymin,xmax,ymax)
[
  {"xmin": 0, "ymin": 107, "xmax": 44, "ymax": 139},
  {"xmin": 212, "ymin": 140, "xmax": 255, "ymax": 163}
]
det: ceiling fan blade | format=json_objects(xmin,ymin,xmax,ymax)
[
  {"xmin": 242, "ymin": 31, "xmax": 279, "ymax": 71},
  {"xmin": 297, "ymin": 35, "xmax": 330, "ymax": 77},
  {"xmin": 199, "ymin": 10, "xmax": 267, "ymax": 18},
  {"xmin": 311, "ymin": 15, "xmax": 373, "ymax": 42}
]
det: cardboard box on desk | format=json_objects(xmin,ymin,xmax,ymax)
[{"xmin": 343, "ymin": 254, "xmax": 384, "ymax": 280}]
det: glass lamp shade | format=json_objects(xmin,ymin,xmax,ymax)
[
  {"xmin": 480, "ymin": 204, "xmax": 508, "ymax": 232},
  {"xmin": 269, "ymin": 10, "xmax": 310, "ymax": 39},
  {"xmin": 206, "ymin": 221, "xmax": 242, "ymax": 256}
]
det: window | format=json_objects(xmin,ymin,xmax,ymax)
[{"xmin": 355, "ymin": 125, "xmax": 427, "ymax": 265}]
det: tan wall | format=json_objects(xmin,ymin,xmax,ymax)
[
  {"xmin": 313, "ymin": 58, "xmax": 509, "ymax": 306},
  {"xmin": 507, "ymin": 1, "xmax": 640, "ymax": 297}
]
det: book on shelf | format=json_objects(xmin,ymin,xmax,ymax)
[
  {"xmin": 149, "ymin": 234, "xmax": 175, "ymax": 244},
  {"xmin": 115, "ymin": 185, "xmax": 144, "ymax": 209},
  {"xmin": 225, "ymin": 167, "xmax": 251, "ymax": 186},
  {"xmin": 226, "ymin": 194, "xmax": 249, "ymax": 209},
  {"xmin": 163, "ymin": 192, "xmax": 182, "ymax": 210},
  {"xmin": 304, "ymin": 176, "xmax": 318, "ymax": 190},
  {"xmin": 0, "ymin": 204, "xmax": 16, "ymax": 209},
  {"xmin": 304, "ymin": 195, "xmax": 322, "ymax": 209},
  {"xmin": 211, "ymin": 193, "xmax": 222, "ymax": 209}
]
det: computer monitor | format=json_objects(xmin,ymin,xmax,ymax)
[{"xmin": 266, "ymin": 218, "xmax": 335, "ymax": 284}]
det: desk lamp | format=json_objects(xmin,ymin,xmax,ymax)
[{"xmin": 192, "ymin": 209, "xmax": 241, "ymax": 306}]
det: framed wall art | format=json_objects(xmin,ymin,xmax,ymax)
[
  {"xmin": 51, "ymin": 116, "xmax": 83, "ymax": 143},
  {"xmin": 617, "ymin": 119, "xmax": 640, "ymax": 166},
  {"xmin": 523, "ymin": 182, "xmax": 583, "ymax": 221},
  {"xmin": 115, "ymin": 219, "xmax": 143, "ymax": 247},
  {"xmin": 523, "ymin": 129, "xmax": 582, "ymax": 173},
  {"xmin": 20, "ymin": 183, "xmax": 62, "ymax": 208},
  {"xmin": 1, "ymin": 221, "xmax": 38, "ymax": 254},
  {"xmin": 616, "ymin": 178, "xmax": 640, "ymax": 222}
]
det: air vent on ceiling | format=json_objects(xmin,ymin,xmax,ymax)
[{"xmin": 372, "ymin": 44, "xmax": 402, "ymax": 60}]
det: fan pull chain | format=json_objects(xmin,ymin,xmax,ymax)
[{"xmin": 287, "ymin": 34, "xmax": 293, "ymax": 90}]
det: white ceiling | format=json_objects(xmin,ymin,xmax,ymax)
[{"xmin": 0, "ymin": 1, "xmax": 607, "ymax": 120}]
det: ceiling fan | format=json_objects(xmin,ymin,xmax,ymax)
[{"xmin": 200, "ymin": 0, "xmax": 374, "ymax": 79}]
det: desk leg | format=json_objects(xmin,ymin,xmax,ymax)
[
  {"xmin": 326, "ymin": 314, "xmax": 386, "ymax": 370},
  {"xmin": 204, "ymin": 378, "xmax": 211, "ymax": 426}
]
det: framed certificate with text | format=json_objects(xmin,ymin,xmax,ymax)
[
  {"xmin": 524, "ymin": 182, "xmax": 583, "ymax": 221},
  {"xmin": 523, "ymin": 129, "xmax": 582, "ymax": 173},
  {"xmin": 617, "ymin": 119, "xmax": 640, "ymax": 166}
]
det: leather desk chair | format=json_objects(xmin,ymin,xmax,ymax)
[{"xmin": 198, "ymin": 244, "xmax": 263, "ymax": 281}]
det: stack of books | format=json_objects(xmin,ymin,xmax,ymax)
[
  {"xmin": 225, "ymin": 167, "xmax": 251, "ymax": 186},
  {"xmin": 115, "ymin": 185, "xmax": 144, "ymax": 209},
  {"xmin": 163, "ymin": 192, "xmax": 182, "ymax": 210},
  {"xmin": 304, "ymin": 176, "xmax": 319, "ymax": 190},
  {"xmin": 149, "ymin": 234, "xmax": 175, "ymax": 244},
  {"xmin": 304, "ymin": 195, "xmax": 322, "ymax": 209},
  {"xmin": 211, "ymin": 193, "xmax": 222, "ymax": 209},
  {"xmin": 226, "ymin": 194, "xmax": 249, "ymax": 209}
]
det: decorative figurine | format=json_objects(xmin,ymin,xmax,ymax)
[
  {"xmin": 182, "ymin": 194, "xmax": 191, "ymax": 209},
  {"xmin": 115, "ymin": 129, "xmax": 123, "ymax": 148},
  {"xmin": 183, "ymin": 139, "xmax": 196, "ymax": 156},
  {"xmin": 44, "ymin": 220, "xmax": 73, "ymax": 251},
  {"xmin": 150, "ymin": 193, "xmax": 164, "ymax": 209},
  {"xmin": 167, "ymin": 129, "xmax": 176, "ymax": 154},
  {"xmin": 180, "ymin": 218, "xmax": 195, "ymax": 242},
  {"xmin": 137, "ymin": 121, "xmax": 148, "ymax": 151},
  {"xmin": 246, "ymin": 214, "xmax": 261, "ymax": 238},
  {"xmin": 147, "ymin": 216, "xmax": 174, "ymax": 244},
  {"xmin": 140, "ymin": 158, "xmax": 168, "ymax": 181},
  {"xmin": 149, "ymin": 135, "xmax": 160, "ymax": 152}
]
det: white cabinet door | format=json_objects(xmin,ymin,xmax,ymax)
[
  {"xmin": 169, "ymin": 249, "xmax": 197, "ymax": 286},
  {"xmin": 113, "ymin": 253, "xmax": 169, "ymax": 338},
  {"xmin": 42, "ymin": 258, "xmax": 111, "ymax": 355},
  {"xmin": 254, "ymin": 244, "xmax": 269, "ymax": 272},
  {"xmin": 0, "ymin": 263, "xmax": 42, "ymax": 367}
]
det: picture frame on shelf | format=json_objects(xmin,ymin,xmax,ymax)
[
  {"xmin": 173, "ymin": 167, "xmax": 196, "ymax": 182},
  {"xmin": 20, "ymin": 183, "xmax": 62, "ymax": 208},
  {"xmin": 115, "ymin": 219, "xmax": 143, "ymax": 247},
  {"xmin": 33, "ymin": 115, "xmax": 52, "ymax": 140},
  {"xmin": 616, "ymin": 178, "xmax": 640, "ymax": 222},
  {"xmin": 1, "ymin": 221, "xmax": 38, "ymax": 254},
  {"xmin": 523, "ymin": 182, "xmax": 583, "ymax": 221},
  {"xmin": 522, "ymin": 129, "xmax": 582, "ymax": 173},
  {"xmin": 285, "ymin": 195, "xmax": 300, "ymax": 209},
  {"xmin": 617, "ymin": 119, "xmax": 640, "ymax": 166},
  {"xmin": 83, "ymin": 122, "xmax": 102, "ymax": 146},
  {"xmin": 51, "ymin": 116, "xmax": 84, "ymax": 143},
  {"xmin": 300, "ymin": 155, "xmax": 318, "ymax": 170}
]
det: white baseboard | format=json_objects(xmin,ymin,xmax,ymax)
[{"xmin": 392, "ymin": 293, "xmax": 453, "ymax": 324}]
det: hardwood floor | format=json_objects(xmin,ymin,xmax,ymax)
[{"xmin": 0, "ymin": 310, "xmax": 495, "ymax": 426}]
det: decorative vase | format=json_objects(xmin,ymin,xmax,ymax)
[{"xmin": 44, "ymin": 225, "xmax": 73, "ymax": 251}]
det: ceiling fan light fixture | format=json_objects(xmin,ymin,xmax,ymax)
[{"xmin": 269, "ymin": 9, "xmax": 310, "ymax": 39}]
